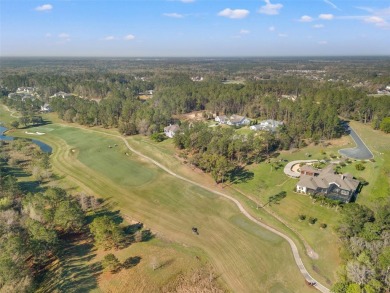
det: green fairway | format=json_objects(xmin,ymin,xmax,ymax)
[{"xmin": 20, "ymin": 123, "xmax": 314, "ymax": 293}]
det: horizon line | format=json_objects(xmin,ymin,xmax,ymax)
[{"xmin": 1, "ymin": 55, "xmax": 390, "ymax": 59}]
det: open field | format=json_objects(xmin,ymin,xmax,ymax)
[{"xmin": 13, "ymin": 122, "xmax": 314, "ymax": 293}]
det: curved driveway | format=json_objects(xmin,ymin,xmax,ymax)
[
  {"xmin": 339, "ymin": 125, "xmax": 373, "ymax": 160},
  {"xmin": 284, "ymin": 160, "xmax": 319, "ymax": 178}
]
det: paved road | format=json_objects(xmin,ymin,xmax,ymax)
[{"xmin": 339, "ymin": 125, "xmax": 373, "ymax": 160}]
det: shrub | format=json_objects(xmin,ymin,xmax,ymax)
[
  {"xmin": 320, "ymin": 223, "xmax": 327, "ymax": 229},
  {"xmin": 150, "ymin": 133, "xmax": 166, "ymax": 142},
  {"xmin": 355, "ymin": 163, "xmax": 365, "ymax": 171},
  {"xmin": 308, "ymin": 217, "xmax": 317, "ymax": 225},
  {"xmin": 102, "ymin": 254, "xmax": 121, "ymax": 272},
  {"xmin": 298, "ymin": 214, "xmax": 306, "ymax": 221}
]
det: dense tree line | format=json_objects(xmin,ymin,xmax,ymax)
[
  {"xmin": 0, "ymin": 177, "xmax": 85, "ymax": 291},
  {"xmin": 173, "ymin": 123, "xmax": 278, "ymax": 183},
  {"xmin": 0, "ymin": 140, "xmax": 140, "ymax": 292},
  {"xmin": 332, "ymin": 202, "xmax": 390, "ymax": 293},
  {"xmin": 1, "ymin": 62, "xmax": 389, "ymax": 141}
]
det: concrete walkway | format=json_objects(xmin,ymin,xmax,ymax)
[{"xmin": 284, "ymin": 160, "xmax": 318, "ymax": 178}]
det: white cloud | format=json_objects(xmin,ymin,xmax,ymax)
[
  {"xmin": 318, "ymin": 40, "xmax": 328, "ymax": 45},
  {"xmin": 35, "ymin": 4, "xmax": 53, "ymax": 11},
  {"xmin": 163, "ymin": 13, "xmax": 184, "ymax": 18},
  {"xmin": 258, "ymin": 0, "xmax": 283, "ymax": 15},
  {"xmin": 240, "ymin": 29, "xmax": 250, "ymax": 34},
  {"xmin": 364, "ymin": 16, "xmax": 385, "ymax": 23},
  {"xmin": 268, "ymin": 26, "xmax": 276, "ymax": 31},
  {"xmin": 45, "ymin": 33, "xmax": 52, "ymax": 38},
  {"xmin": 352, "ymin": 6, "xmax": 390, "ymax": 28},
  {"xmin": 278, "ymin": 33, "xmax": 287, "ymax": 37},
  {"xmin": 313, "ymin": 24, "xmax": 324, "ymax": 28},
  {"xmin": 319, "ymin": 14, "xmax": 334, "ymax": 20},
  {"xmin": 124, "ymin": 34, "xmax": 135, "ymax": 41},
  {"xmin": 364, "ymin": 16, "xmax": 389, "ymax": 27},
  {"xmin": 324, "ymin": 0, "xmax": 340, "ymax": 11},
  {"xmin": 58, "ymin": 33, "xmax": 70, "ymax": 39},
  {"xmin": 218, "ymin": 8, "xmax": 249, "ymax": 19},
  {"xmin": 103, "ymin": 36, "xmax": 115, "ymax": 41},
  {"xmin": 299, "ymin": 15, "xmax": 313, "ymax": 22}
]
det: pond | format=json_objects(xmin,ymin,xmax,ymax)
[{"xmin": 0, "ymin": 126, "xmax": 52, "ymax": 153}]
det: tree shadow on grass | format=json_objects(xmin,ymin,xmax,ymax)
[
  {"xmin": 85, "ymin": 209, "xmax": 123, "ymax": 225},
  {"xmin": 39, "ymin": 234, "xmax": 102, "ymax": 293},
  {"xmin": 141, "ymin": 229, "xmax": 154, "ymax": 242},
  {"xmin": 123, "ymin": 222, "xmax": 143, "ymax": 235},
  {"xmin": 123, "ymin": 256, "xmax": 141, "ymax": 269},
  {"xmin": 228, "ymin": 166, "xmax": 254, "ymax": 185},
  {"xmin": 19, "ymin": 180, "xmax": 44, "ymax": 193}
]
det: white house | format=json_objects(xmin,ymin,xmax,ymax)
[
  {"xmin": 40, "ymin": 103, "xmax": 51, "ymax": 112},
  {"xmin": 51, "ymin": 92, "xmax": 73, "ymax": 99},
  {"xmin": 250, "ymin": 119, "xmax": 283, "ymax": 132},
  {"xmin": 17, "ymin": 87, "xmax": 35, "ymax": 94},
  {"xmin": 227, "ymin": 115, "xmax": 250, "ymax": 126},
  {"xmin": 164, "ymin": 124, "xmax": 180, "ymax": 138},
  {"xmin": 215, "ymin": 115, "xmax": 228, "ymax": 124}
]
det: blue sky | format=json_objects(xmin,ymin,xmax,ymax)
[{"xmin": 1, "ymin": 0, "xmax": 389, "ymax": 56}]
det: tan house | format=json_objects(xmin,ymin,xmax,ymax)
[{"xmin": 296, "ymin": 164, "xmax": 360, "ymax": 203}]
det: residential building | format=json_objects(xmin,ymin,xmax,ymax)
[
  {"xmin": 250, "ymin": 119, "xmax": 283, "ymax": 132},
  {"xmin": 226, "ymin": 115, "xmax": 250, "ymax": 126},
  {"xmin": 40, "ymin": 103, "xmax": 51, "ymax": 112},
  {"xmin": 215, "ymin": 115, "xmax": 228, "ymax": 124},
  {"xmin": 51, "ymin": 92, "xmax": 73, "ymax": 99},
  {"xmin": 164, "ymin": 124, "xmax": 180, "ymax": 138},
  {"xmin": 296, "ymin": 164, "xmax": 360, "ymax": 203}
]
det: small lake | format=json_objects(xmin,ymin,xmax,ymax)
[{"xmin": 0, "ymin": 126, "xmax": 52, "ymax": 153}]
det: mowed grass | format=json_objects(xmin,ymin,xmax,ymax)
[
  {"xmin": 21, "ymin": 123, "xmax": 313, "ymax": 293},
  {"xmin": 123, "ymin": 133, "xmax": 350, "ymax": 285},
  {"xmin": 0, "ymin": 104, "xmax": 19, "ymax": 124},
  {"xmin": 347, "ymin": 120, "xmax": 390, "ymax": 207}
]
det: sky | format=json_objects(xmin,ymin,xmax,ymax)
[{"xmin": 1, "ymin": 0, "xmax": 390, "ymax": 57}]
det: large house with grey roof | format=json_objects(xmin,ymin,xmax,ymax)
[
  {"xmin": 215, "ymin": 114, "xmax": 250, "ymax": 126},
  {"xmin": 296, "ymin": 164, "xmax": 360, "ymax": 203}
]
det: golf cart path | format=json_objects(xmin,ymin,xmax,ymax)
[
  {"xmin": 2, "ymin": 105, "xmax": 21, "ymax": 118},
  {"xmin": 55, "ymin": 123, "xmax": 331, "ymax": 293}
]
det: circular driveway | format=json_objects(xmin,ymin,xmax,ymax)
[{"xmin": 283, "ymin": 160, "xmax": 318, "ymax": 178}]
